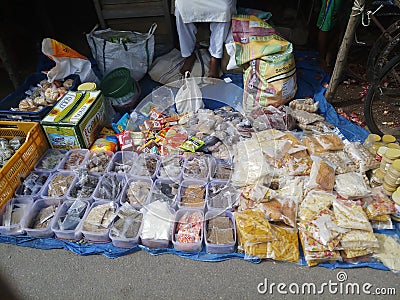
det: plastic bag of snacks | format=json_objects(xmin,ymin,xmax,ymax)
[
  {"xmin": 333, "ymin": 199, "xmax": 373, "ymax": 232},
  {"xmin": 334, "ymin": 172, "xmax": 371, "ymax": 199},
  {"xmin": 307, "ymin": 155, "xmax": 336, "ymax": 191}
]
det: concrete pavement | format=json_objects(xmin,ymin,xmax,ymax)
[{"xmin": 0, "ymin": 243, "xmax": 398, "ymax": 300}]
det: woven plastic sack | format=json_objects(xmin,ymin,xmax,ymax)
[{"xmin": 86, "ymin": 23, "xmax": 157, "ymax": 81}]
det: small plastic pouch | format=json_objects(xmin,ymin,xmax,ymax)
[
  {"xmin": 209, "ymin": 158, "xmax": 234, "ymax": 181},
  {"xmin": 172, "ymin": 208, "xmax": 204, "ymax": 252},
  {"xmin": 178, "ymin": 179, "xmax": 207, "ymax": 210},
  {"xmin": 93, "ymin": 173, "xmax": 126, "ymax": 202},
  {"xmin": 83, "ymin": 150, "xmax": 114, "ymax": 175},
  {"xmin": 34, "ymin": 149, "xmax": 68, "ymax": 172},
  {"xmin": 107, "ymin": 151, "xmax": 138, "ymax": 174},
  {"xmin": 57, "ymin": 149, "xmax": 90, "ymax": 172},
  {"xmin": 140, "ymin": 200, "xmax": 175, "ymax": 248},
  {"xmin": 206, "ymin": 180, "xmax": 240, "ymax": 211},
  {"xmin": 81, "ymin": 200, "xmax": 118, "ymax": 243},
  {"xmin": 21, "ymin": 198, "xmax": 61, "ymax": 238},
  {"xmin": 0, "ymin": 197, "xmax": 33, "ymax": 235},
  {"xmin": 120, "ymin": 176, "xmax": 152, "ymax": 210},
  {"xmin": 109, "ymin": 202, "xmax": 143, "ymax": 248},
  {"xmin": 51, "ymin": 199, "xmax": 89, "ymax": 241},
  {"xmin": 40, "ymin": 171, "xmax": 75, "ymax": 200},
  {"xmin": 157, "ymin": 154, "xmax": 185, "ymax": 182},
  {"xmin": 130, "ymin": 153, "xmax": 160, "ymax": 179},
  {"xmin": 66, "ymin": 171, "xmax": 101, "ymax": 202},
  {"xmin": 15, "ymin": 171, "xmax": 51, "ymax": 199},
  {"xmin": 204, "ymin": 210, "xmax": 236, "ymax": 254},
  {"xmin": 148, "ymin": 178, "xmax": 180, "ymax": 209},
  {"xmin": 182, "ymin": 155, "xmax": 210, "ymax": 181}
]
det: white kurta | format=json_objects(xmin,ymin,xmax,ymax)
[{"xmin": 175, "ymin": 0, "xmax": 235, "ymax": 23}]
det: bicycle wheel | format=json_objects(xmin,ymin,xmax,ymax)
[
  {"xmin": 366, "ymin": 19, "xmax": 400, "ymax": 81},
  {"xmin": 364, "ymin": 56, "xmax": 400, "ymax": 137}
]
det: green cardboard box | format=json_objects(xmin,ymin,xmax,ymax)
[{"xmin": 41, "ymin": 90, "xmax": 106, "ymax": 149}]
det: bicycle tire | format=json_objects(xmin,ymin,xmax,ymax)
[
  {"xmin": 366, "ymin": 19, "xmax": 400, "ymax": 81},
  {"xmin": 364, "ymin": 55, "xmax": 400, "ymax": 137}
]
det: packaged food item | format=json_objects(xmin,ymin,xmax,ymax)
[
  {"xmin": 364, "ymin": 187, "xmax": 397, "ymax": 218},
  {"xmin": 256, "ymin": 197, "xmax": 297, "ymax": 227},
  {"xmin": 339, "ymin": 229, "xmax": 379, "ymax": 249},
  {"xmin": 82, "ymin": 202, "xmax": 117, "ymax": 233},
  {"xmin": 307, "ymin": 155, "xmax": 335, "ymax": 191},
  {"xmin": 289, "ymin": 98, "xmax": 318, "ymax": 113},
  {"xmin": 90, "ymin": 135, "xmax": 118, "ymax": 153},
  {"xmin": 332, "ymin": 199, "xmax": 373, "ymax": 232},
  {"xmin": 298, "ymin": 190, "xmax": 336, "ymax": 221},
  {"xmin": 373, "ymin": 233, "xmax": 400, "ymax": 272},
  {"xmin": 303, "ymin": 133, "xmax": 344, "ymax": 154},
  {"xmin": 234, "ymin": 210, "xmax": 276, "ymax": 244},
  {"xmin": 298, "ymin": 209, "xmax": 346, "ymax": 249},
  {"xmin": 175, "ymin": 210, "xmax": 203, "ymax": 244},
  {"xmin": 344, "ymin": 142, "xmax": 380, "ymax": 172},
  {"xmin": 110, "ymin": 203, "xmax": 142, "ymax": 240},
  {"xmin": 318, "ymin": 151, "xmax": 357, "ymax": 174},
  {"xmin": 334, "ymin": 172, "xmax": 371, "ymax": 199},
  {"xmin": 47, "ymin": 173, "xmax": 75, "ymax": 198},
  {"xmin": 267, "ymin": 225, "xmax": 299, "ymax": 263}
]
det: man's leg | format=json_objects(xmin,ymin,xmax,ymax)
[
  {"xmin": 175, "ymin": 7, "xmax": 197, "ymax": 74},
  {"xmin": 209, "ymin": 21, "xmax": 231, "ymax": 78}
]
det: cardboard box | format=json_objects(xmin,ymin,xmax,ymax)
[{"xmin": 41, "ymin": 90, "xmax": 106, "ymax": 149}]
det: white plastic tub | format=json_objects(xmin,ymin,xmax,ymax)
[
  {"xmin": 93, "ymin": 173, "xmax": 126, "ymax": 202},
  {"xmin": 57, "ymin": 149, "xmax": 90, "ymax": 172},
  {"xmin": 178, "ymin": 179, "xmax": 207, "ymax": 210},
  {"xmin": 34, "ymin": 149, "xmax": 68, "ymax": 173},
  {"xmin": 14, "ymin": 171, "xmax": 52, "ymax": 200},
  {"xmin": 172, "ymin": 208, "xmax": 204, "ymax": 252},
  {"xmin": 107, "ymin": 151, "xmax": 138, "ymax": 174},
  {"xmin": 120, "ymin": 176, "xmax": 153, "ymax": 210},
  {"xmin": 40, "ymin": 171, "xmax": 76, "ymax": 200}
]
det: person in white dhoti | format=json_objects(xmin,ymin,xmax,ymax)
[{"xmin": 174, "ymin": 0, "xmax": 235, "ymax": 78}]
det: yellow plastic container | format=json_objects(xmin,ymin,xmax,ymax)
[
  {"xmin": 78, "ymin": 82, "xmax": 97, "ymax": 91},
  {"xmin": 0, "ymin": 121, "xmax": 49, "ymax": 208},
  {"xmin": 382, "ymin": 134, "xmax": 396, "ymax": 144}
]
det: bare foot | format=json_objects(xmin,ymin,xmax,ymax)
[
  {"xmin": 209, "ymin": 56, "xmax": 221, "ymax": 78},
  {"xmin": 318, "ymin": 58, "xmax": 333, "ymax": 75},
  {"xmin": 180, "ymin": 53, "xmax": 196, "ymax": 75}
]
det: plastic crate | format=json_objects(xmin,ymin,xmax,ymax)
[
  {"xmin": 0, "ymin": 73, "xmax": 80, "ymax": 122},
  {"xmin": 0, "ymin": 121, "xmax": 49, "ymax": 208}
]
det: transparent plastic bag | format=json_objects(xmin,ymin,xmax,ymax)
[
  {"xmin": 334, "ymin": 172, "xmax": 371, "ymax": 199},
  {"xmin": 333, "ymin": 199, "xmax": 373, "ymax": 232},
  {"xmin": 307, "ymin": 155, "xmax": 336, "ymax": 191}
]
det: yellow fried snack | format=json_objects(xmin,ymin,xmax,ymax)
[
  {"xmin": 234, "ymin": 210, "xmax": 276, "ymax": 244},
  {"xmin": 268, "ymin": 225, "xmax": 300, "ymax": 262}
]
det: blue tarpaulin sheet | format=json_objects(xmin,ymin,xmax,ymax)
[{"xmin": 0, "ymin": 51, "xmax": 397, "ymax": 271}]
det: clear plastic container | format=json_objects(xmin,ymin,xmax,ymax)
[
  {"xmin": 34, "ymin": 149, "xmax": 68, "ymax": 173},
  {"xmin": 172, "ymin": 208, "xmax": 204, "ymax": 252},
  {"xmin": 82, "ymin": 150, "xmax": 114, "ymax": 175},
  {"xmin": 57, "ymin": 149, "xmax": 90, "ymax": 172},
  {"xmin": 93, "ymin": 173, "xmax": 126, "ymax": 202},
  {"xmin": 156, "ymin": 154, "xmax": 185, "ymax": 182},
  {"xmin": 204, "ymin": 210, "xmax": 236, "ymax": 254},
  {"xmin": 206, "ymin": 180, "xmax": 239, "ymax": 211},
  {"xmin": 21, "ymin": 198, "xmax": 61, "ymax": 238},
  {"xmin": 107, "ymin": 151, "xmax": 138, "ymax": 174},
  {"xmin": 40, "ymin": 171, "xmax": 76, "ymax": 200},
  {"xmin": 140, "ymin": 201, "xmax": 175, "ymax": 249},
  {"xmin": 209, "ymin": 158, "xmax": 234, "ymax": 181},
  {"xmin": 66, "ymin": 173, "xmax": 101, "ymax": 203},
  {"xmin": 0, "ymin": 197, "xmax": 33, "ymax": 235},
  {"xmin": 147, "ymin": 178, "xmax": 180, "ymax": 209},
  {"xmin": 178, "ymin": 179, "xmax": 207, "ymax": 210},
  {"xmin": 109, "ymin": 204, "xmax": 143, "ymax": 248},
  {"xmin": 51, "ymin": 199, "xmax": 90, "ymax": 241},
  {"xmin": 182, "ymin": 155, "xmax": 210, "ymax": 181},
  {"xmin": 129, "ymin": 153, "xmax": 160, "ymax": 180},
  {"xmin": 81, "ymin": 200, "xmax": 118, "ymax": 243},
  {"xmin": 120, "ymin": 176, "xmax": 153, "ymax": 210},
  {"xmin": 14, "ymin": 171, "xmax": 52, "ymax": 199}
]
